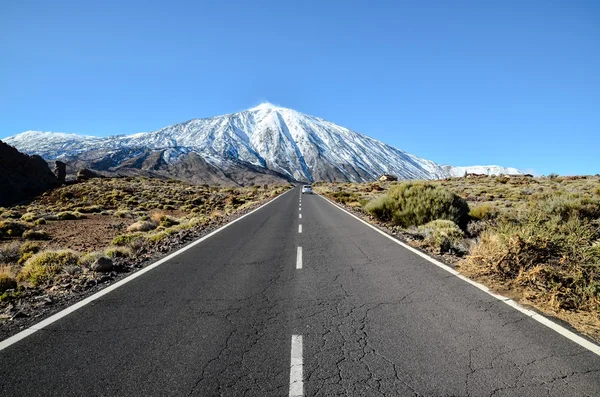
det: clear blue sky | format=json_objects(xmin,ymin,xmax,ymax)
[{"xmin": 1, "ymin": 0, "xmax": 599, "ymax": 175}]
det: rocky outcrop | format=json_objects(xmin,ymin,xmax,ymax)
[
  {"xmin": 76, "ymin": 168, "xmax": 104, "ymax": 182},
  {"xmin": 54, "ymin": 161, "xmax": 66, "ymax": 183},
  {"xmin": 0, "ymin": 141, "xmax": 61, "ymax": 206}
]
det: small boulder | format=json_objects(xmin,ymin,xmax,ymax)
[{"xmin": 91, "ymin": 257, "xmax": 113, "ymax": 272}]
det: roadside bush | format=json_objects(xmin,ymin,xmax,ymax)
[
  {"xmin": 126, "ymin": 220, "xmax": 157, "ymax": 233},
  {"xmin": 79, "ymin": 251, "xmax": 106, "ymax": 267},
  {"xmin": 111, "ymin": 233, "xmax": 144, "ymax": 246},
  {"xmin": 465, "ymin": 197, "xmax": 600, "ymax": 311},
  {"xmin": 22, "ymin": 230, "xmax": 51, "ymax": 240},
  {"xmin": 34, "ymin": 218, "xmax": 47, "ymax": 225},
  {"xmin": 105, "ymin": 246, "xmax": 132, "ymax": 258},
  {"xmin": 418, "ymin": 220, "xmax": 466, "ymax": 254},
  {"xmin": 18, "ymin": 250, "xmax": 80, "ymax": 286},
  {"xmin": 365, "ymin": 182, "xmax": 470, "ymax": 229},
  {"xmin": 0, "ymin": 220, "xmax": 30, "ymax": 238},
  {"xmin": 330, "ymin": 191, "xmax": 360, "ymax": 204}
]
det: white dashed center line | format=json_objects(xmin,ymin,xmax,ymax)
[
  {"xmin": 289, "ymin": 335, "xmax": 304, "ymax": 397},
  {"xmin": 298, "ymin": 224, "xmax": 302, "ymax": 233},
  {"xmin": 296, "ymin": 247, "xmax": 302, "ymax": 269},
  {"xmin": 299, "ymin": 213, "xmax": 302, "ymax": 219}
]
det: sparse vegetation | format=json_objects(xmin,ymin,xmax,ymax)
[
  {"xmin": 22, "ymin": 229, "xmax": 51, "ymax": 240},
  {"xmin": 0, "ymin": 176, "xmax": 290, "ymax": 324},
  {"xmin": 0, "ymin": 220, "xmax": 29, "ymax": 238},
  {"xmin": 316, "ymin": 175, "xmax": 600, "ymax": 341},
  {"xmin": 18, "ymin": 250, "xmax": 80, "ymax": 286}
]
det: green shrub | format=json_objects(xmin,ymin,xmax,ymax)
[
  {"xmin": 22, "ymin": 229, "xmax": 51, "ymax": 240},
  {"xmin": 365, "ymin": 182, "xmax": 470, "ymax": 229},
  {"xmin": 534, "ymin": 195, "xmax": 600, "ymax": 221},
  {"xmin": 145, "ymin": 230, "xmax": 170, "ymax": 244},
  {"xmin": 20, "ymin": 212, "xmax": 39, "ymax": 222},
  {"xmin": 105, "ymin": 246, "xmax": 132, "ymax": 258},
  {"xmin": 78, "ymin": 205, "xmax": 103, "ymax": 213},
  {"xmin": 56, "ymin": 211, "xmax": 86, "ymax": 220},
  {"xmin": 111, "ymin": 233, "xmax": 144, "ymax": 246},
  {"xmin": 34, "ymin": 218, "xmax": 47, "ymax": 225},
  {"xmin": 115, "ymin": 209, "xmax": 132, "ymax": 218},
  {"xmin": 79, "ymin": 251, "xmax": 106, "ymax": 267},
  {"xmin": 19, "ymin": 241, "xmax": 40, "ymax": 256},
  {"xmin": 159, "ymin": 216, "xmax": 179, "ymax": 228},
  {"xmin": 330, "ymin": 191, "xmax": 359, "ymax": 204},
  {"xmin": 0, "ymin": 220, "xmax": 30, "ymax": 237},
  {"xmin": 469, "ymin": 204, "xmax": 499, "ymax": 221},
  {"xmin": 1, "ymin": 210, "xmax": 21, "ymax": 219},
  {"xmin": 18, "ymin": 250, "xmax": 80, "ymax": 286}
]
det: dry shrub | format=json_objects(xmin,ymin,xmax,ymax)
[
  {"xmin": 0, "ymin": 242, "xmax": 21, "ymax": 264},
  {"xmin": 417, "ymin": 220, "xmax": 466, "ymax": 254},
  {"xmin": 126, "ymin": 220, "xmax": 157, "ymax": 233},
  {"xmin": 465, "ymin": 196, "xmax": 600, "ymax": 311},
  {"xmin": 150, "ymin": 210, "xmax": 166, "ymax": 224},
  {"xmin": 0, "ymin": 265, "xmax": 17, "ymax": 292}
]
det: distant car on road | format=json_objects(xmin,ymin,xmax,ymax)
[{"xmin": 301, "ymin": 185, "xmax": 313, "ymax": 194}]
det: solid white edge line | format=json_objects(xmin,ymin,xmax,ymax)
[
  {"xmin": 296, "ymin": 247, "xmax": 302, "ymax": 269},
  {"xmin": 318, "ymin": 194, "xmax": 600, "ymax": 356},
  {"xmin": 289, "ymin": 335, "xmax": 304, "ymax": 397},
  {"xmin": 298, "ymin": 224, "xmax": 302, "ymax": 233},
  {"xmin": 0, "ymin": 188, "xmax": 295, "ymax": 352}
]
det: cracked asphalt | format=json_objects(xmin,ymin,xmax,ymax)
[{"xmin": 1, "ymin": 187, "xmax": 600, "ymax": 396}]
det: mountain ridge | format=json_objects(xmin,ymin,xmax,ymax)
[{"xmin": 3, "ymin": 104, "xmax": 523, "ymax": 184}]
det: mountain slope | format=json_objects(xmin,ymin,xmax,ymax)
[
  {"xmin": 3, "ymin": 103, "xmax": 521, "ymax": 183},
  {"xmin": 442, "ymin": 165, "xmax": 524, "ymax": 177}
]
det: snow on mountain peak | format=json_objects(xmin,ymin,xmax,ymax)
[
  {"xmin": 248, "ymin": 102, "xmax": 285, "ymax": 112},
  {"xmin": 3, "ymin": 106, "xmax": 523, "ymax": 183}
]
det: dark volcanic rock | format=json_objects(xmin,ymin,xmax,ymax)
[
  {"xmin": 91, "ymin": 257, "xmax": 114, "ymax": 272},
  {"xmin": 0, "ymin": 140, "xmax": 60, "ymax": 206},
  {"xmin": 76, "ymin": 168, "xmax": 104, "ymax": 182},
  {"xmin": 54, "ymin": 161, "xmax": 66, "ymax": 183}
]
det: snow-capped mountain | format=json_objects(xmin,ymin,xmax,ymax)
[
  {"xmin": 3, "ymin": 103, "xmax": 521, "ymax": 183},
  {"xmin": 442, "ymin": 165, "xmax": 524, "ymax": 177}
]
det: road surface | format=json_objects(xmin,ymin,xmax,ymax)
[{"xmin": 1, "ymin": 187, "xmax": 599, "ymax": 396}]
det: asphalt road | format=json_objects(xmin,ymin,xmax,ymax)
[{"xmin": 1, "ymin": 187, "xmax": 600, "ymax": 396}]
